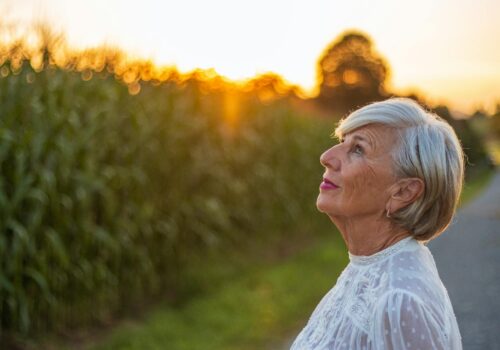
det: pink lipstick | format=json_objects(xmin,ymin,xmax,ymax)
[{"xmin": 320, "ymin": 178, "xmax": 339, "ymax": 190}]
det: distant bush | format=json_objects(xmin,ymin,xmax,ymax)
[{"xmin": 432, "ymin": 105, "xmax": 493, "ymax": 176}]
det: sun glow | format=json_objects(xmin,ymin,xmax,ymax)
[{"xmin": 2, "ymin": 0, "xmax": 500, "ymax": 113}]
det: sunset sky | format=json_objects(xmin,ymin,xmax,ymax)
[{"xmin": 3, "ymin": 0, "xmax": 500, "ymax": 113}]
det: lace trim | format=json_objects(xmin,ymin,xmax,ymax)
[{"xmin": 348, "ymin": 236, "xmax": 416, "ymax": 266}]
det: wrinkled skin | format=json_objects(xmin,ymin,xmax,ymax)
[
  {"xmin": 317, "ymin": 124, "xmax": 420, "ymax": 255},
  {"xmin": 317, "ymin": 124, "xmax": 398, "ymax": 219}
]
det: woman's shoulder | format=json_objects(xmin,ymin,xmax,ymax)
[
  {"xmin": 383, "ymin": 241, "xmax": 449, "ymax": 307},
  {"xmin": 386, "ymin": 238, "xmax": 439, "ymax": 276}
]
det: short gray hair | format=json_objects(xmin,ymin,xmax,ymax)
[{"xmin": 335, "ymin": 98, "xmax": 464, "ymax": 241}]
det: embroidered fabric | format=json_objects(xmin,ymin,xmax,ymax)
[
  {"xmin": 348, "ymin": 236, "xmax": 413, "ymax": 266},
  {"xmin": 290, "ymin": 237, "xmax": 462, "ymax": 350}
]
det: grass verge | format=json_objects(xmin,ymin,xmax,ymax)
[
  {"xmin": 460, "ymin": 167, "xmax": 496, "ymax": 207},
  {"xmin": 74, "ymin": 234, "xmax": 347, "ymax": 350}
]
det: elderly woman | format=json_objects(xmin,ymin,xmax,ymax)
[{"xmin": 290, "ymin": 98, "xmax": 463, "ymax": 350}]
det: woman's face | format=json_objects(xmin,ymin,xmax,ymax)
[{"xmin": 317, "ymin": 124, "xmax": 399, "ymax": 219}]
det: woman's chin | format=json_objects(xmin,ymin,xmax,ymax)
[{"xmin": 316, "ymin": 196, "xmax": 333, "ymax": 214}]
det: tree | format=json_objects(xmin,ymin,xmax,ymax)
[
  {"xmin": 316, "ymin": 30, "xmax": 390, "ymax": 115},
  {"xmin": 491, "ymin": 103, "xmax": 500, "ymax": 139}
]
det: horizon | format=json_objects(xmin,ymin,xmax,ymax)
[{"xmin": 3, "ymin": 0, "xmax": 500, "ymax": 114}]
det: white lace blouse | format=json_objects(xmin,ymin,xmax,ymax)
[{"xmin": 290, "ymin": 236, "xmax": 462, "ymax": 350}]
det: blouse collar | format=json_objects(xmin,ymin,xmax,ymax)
[{"xmin": 348, "ymin": 236, "xmax": 416, "ymax": 266}]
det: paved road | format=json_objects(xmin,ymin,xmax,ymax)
[{"xmin": 429, "ymin": 170, "xmax": 500, "ymax": 350}]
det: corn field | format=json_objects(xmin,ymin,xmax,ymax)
[{"xmin": 0, "ymin": 57, "xmax": 335, "ymax": 339}]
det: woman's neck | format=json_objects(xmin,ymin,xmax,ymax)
[{"xmin": 330, "ymin": 214, "xmax": 412, "ymax": 256}]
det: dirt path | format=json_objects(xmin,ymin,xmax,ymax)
[{"xmin": 429, "ymin": 170, "xmax": 500, "ymax": 350}]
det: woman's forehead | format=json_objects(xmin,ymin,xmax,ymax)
[{"xmin": 344, "ymin": 124, "xmax": 397, "ymax": 144}]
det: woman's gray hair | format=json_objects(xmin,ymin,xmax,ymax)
[{"xmin": 335, "ymin": 98, "xmax": 465, "ymax": 241}]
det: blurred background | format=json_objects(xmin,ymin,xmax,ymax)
[{"xmin": 0, "ymin": 0, "xmax": 498, "ymax": 349}]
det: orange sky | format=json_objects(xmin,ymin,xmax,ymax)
[{"xmin": 3, "ymin": 0, "xmax": 500, "ymax": 113}]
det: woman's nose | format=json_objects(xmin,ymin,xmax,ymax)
[{"xmin": 320, "ymin": 146, "xmax": 341, "ymax": 170}]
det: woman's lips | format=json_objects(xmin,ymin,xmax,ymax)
[{"xmin": 320, "ymin": 178, "xmax": 339, "ymax": 190}]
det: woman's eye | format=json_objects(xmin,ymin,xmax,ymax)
[{"xmin": 353, "ymin": 145, "xmax": 363, "ymax": 155}]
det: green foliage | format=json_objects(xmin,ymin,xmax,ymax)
[
  {"xmin": 432, "ymin": 105, "xmax": 493, "ymax": 177},
  {"xmin": 459, "ymin": 167, "xmax": 495, "ymax": 206},
  {"xmin": 490, "ymin": 104, "xmax": 500, "ymax": 139},
  {"xmin": 0, "ymin": 62, "xmax": 335, "ymax": 340}
]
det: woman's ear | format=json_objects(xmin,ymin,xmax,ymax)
[{"xmin": 389, "ymin": 178, "xmax": 425, "ymax": 212}]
